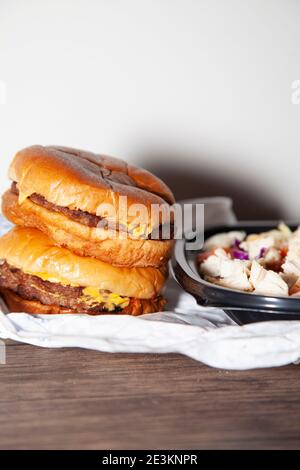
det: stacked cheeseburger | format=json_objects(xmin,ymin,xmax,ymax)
[{"xmin": 0, "ymin": 146, "xmax": 174, "ymax": 315}]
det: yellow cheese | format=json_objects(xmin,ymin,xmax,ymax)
[
  {"xmin": 24, "ymin": 272, "xmax": 130, "ymax": 311},
  {"xmin": 82, "ymin": 287, "xmax": 130, "ymax": 311},
  {"xmin": 128, "ymin": 223, "xmax": 152, "ymax": 239},
  {"xmin": 25, "ymin": 271, "xmax": 79, "ymax": 287},
  {"xmin": 18, "ymin": 191, "xmax": 31, "ymax": 204},
  {"xmin": 116, "ymin": 218, "xmax": 152, "ymax": 239}
]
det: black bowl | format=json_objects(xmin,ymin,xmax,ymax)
[{"xmin": 171, "ymin": 221, "xmax": 300, "ymax": 325}]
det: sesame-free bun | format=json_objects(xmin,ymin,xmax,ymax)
[
  {"xmin": 2, "ymin": 190, "xmax": 174, "ymax": 267},
  {"xmin": 0, "ymin": 288, "xmax": 166, "ymax": 316},
  {"xmin": 0, "ymin": 227, "xmax": 167, "ymax": 299},
  {"xmin": 9, "ymin": 145, "xmax": 175, "ymax": 227}
]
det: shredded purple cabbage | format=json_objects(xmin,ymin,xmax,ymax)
[
  {"xmin": 231, "ymin": 238, "xmax": 249, "ymax": 260},
  {"xmin": 231, "ymin": 249, "xmax": 249, "ymax": 260},
  {"xmin": 233, "ymin": 239, "xmax": 242, "ymax": 248},
  {"xmin": 257, "ymin": 247, "xmax": 267, "ymax": 259}
]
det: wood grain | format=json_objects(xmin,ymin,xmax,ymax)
[{"xmin": 0, "ymin": 339, "xmax": 300, "ymax": 450}]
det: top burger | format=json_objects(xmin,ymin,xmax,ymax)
[{"xmin": 2, "ymin": 145, "xmax": 175, "ymax": 267}]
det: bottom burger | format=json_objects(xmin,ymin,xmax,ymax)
[{"xmin": 0, "ymin": 227, "xmax": 167, "ymax": 315}]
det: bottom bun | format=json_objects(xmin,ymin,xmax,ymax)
[{"xmin": 0, "ymin": 288, "xmax": 166, "ymax": 316}]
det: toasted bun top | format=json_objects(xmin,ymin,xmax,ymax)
[
  {"xmin": 0, "ymin": 227, "xmax": 167, "ymax": 299},
  {"xmin": 9, "ymin": 145, "xmax": 175, "ymax": 229}
]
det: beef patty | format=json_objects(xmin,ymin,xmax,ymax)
[
  {"xmin": 11, "ymin": 183, "xmax": 173, "ymax": 239},
  {"xmin": 0, "ymin": 261, "xmax": 125, "ymax": 313}
]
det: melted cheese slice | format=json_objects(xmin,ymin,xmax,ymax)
[
  {"xmin": 82, "ymin": 287, "xmax": 129, "ymax": 311},
  {"xmin": 130, "ymin": 224, "xmax": 150, "ymax": 238},
  {"xmin": 24, "ymin": 271, "xmax": 79, "ymax": 286},
  {"xmin": 18, "ymin": 191, "xmax": 32, "ymax": 205},
  {"xmin": 24, "ymin": 272, "xmax": 130, "ymax": 311}
]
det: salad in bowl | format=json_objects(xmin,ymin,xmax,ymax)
[{"xmin": 197, "ymin": 223, "xmax": 300, "ymax": 297}]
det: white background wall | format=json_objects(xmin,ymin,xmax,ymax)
[{"xmin": 0, "ymin": 0, "xmax": 299, "ymax": 219}]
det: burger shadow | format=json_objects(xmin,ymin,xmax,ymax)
[
  {"xmin": 143, "ymin": 154, "xmax": 285, "ymax": 309},
  {"xmin": 142, "ymin": 156, "xmax": 284, "ymax": 221}
]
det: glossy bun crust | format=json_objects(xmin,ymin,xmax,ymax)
[
  {"xmin": 6, "ymin": 145, "xmax": 175, "ymax": 267},
  {"xmin": 2, "ymin": 190, "xmax": 174, "ymax": 268},
  {"xmin": 9, "ymin": 145, "xmax": 175, "ymax": 222},
  {"xmin": 0, "ymin": 288, "xmax": 166, "ymax": 316}
]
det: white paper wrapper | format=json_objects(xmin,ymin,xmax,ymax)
[{"xmin": 1, "ymin": 198, "xmax": 300, "ymax": 370}]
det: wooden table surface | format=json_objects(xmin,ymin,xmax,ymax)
[{"xmin": 0, "ymin": 339, "xmax": 300, "ymax": 450}]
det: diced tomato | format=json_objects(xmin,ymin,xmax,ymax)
[
  {"xmin": 290, "ymin": 283, "xmax": 300, "ymax": 295},
  {"xmin": 280, "ymin": 246, "xmax": 288, "ymax": 258},
  {"xmin": 197, "ymin": 247, "xmax": 233, "ymax": 264},
  {"xmin": 197, "ymin": 250, "xmax": 215, "ymax": 263},
  {"xmin": 266, "ymin": 261, "xmax": 283, "ymax": 273}
]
